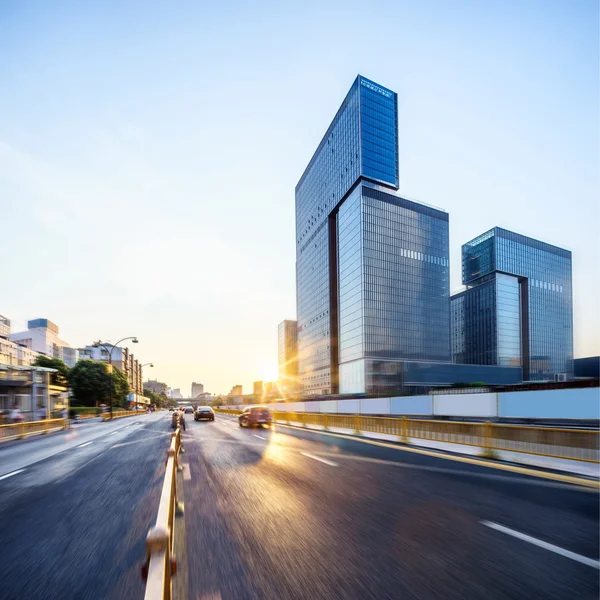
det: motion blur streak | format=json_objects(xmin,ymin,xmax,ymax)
[{"xmin": 0, "ymin": 412, "xmax": 597, "ymax": 600}]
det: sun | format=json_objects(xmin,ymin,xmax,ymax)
[{"xmin": 261, "ymin": 364, "xmax": 279, "ymax": 383}]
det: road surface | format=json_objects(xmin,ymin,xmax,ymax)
[{"xmin": 0, "ymin": 412, "xmax": 597, "ymax": 600}]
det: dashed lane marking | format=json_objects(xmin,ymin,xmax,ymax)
[
  {"xmin": 0, "ymin": 469, "xmax": 25, "ymax": 481},
  {"xmin": 482, "ymin": 521, "xmax": 600, "ymax": 569},
  {"xmin": 78, "ymin": 442, "xmax": 93, "ymax": 448},
  {"xmin": 253, "ymin": 434, "xmax": 267, "ymax": 441},
  {"xmin": 300, "ymin": 452, "xmax": 338, "ymax": 467}
]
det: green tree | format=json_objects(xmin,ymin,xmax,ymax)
[
  {"xmin": 68, "ymin": 360, "xmax": 130, "ymax": 407},
  {"xmin": 143, "ymin": 387, "xmax": 167, "ymax": 408},
  {"xmin": 210, "ymin": 395, "xmax": 224, "ymax": 407},
  {"xmin": 111, "ymin": 367, "xmax": 131, "ymax": 408},
  {"xmin": 32, "ymin": 355, "xmax": 69, "ymax": 386}
]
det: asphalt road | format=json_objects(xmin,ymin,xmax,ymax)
[
  {"xmin": 181, "ymin": 414, "xmax": 599, "ymax": 600},
  {"xmin": 0, "ymin": 412, "xmax": 598, "ymax": 600},
  {"xmin": 0, "ymin": 412, "xmax": 170, "ymax": 600}
]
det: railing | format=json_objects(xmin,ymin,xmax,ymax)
[
  {"xmin": 214, "ymin": 408, "xmax": 241, "ymax": 415},
  {"xmin": 142, "ymin": 424, "xmax": 183, "ymax": 600},
  {"xmin": 103, "ymin": 410, "xmax": 142, "ymax": 421},
  {"xmin": 0, "ymin": 418, "xmax": 67, "ymax": 442},
  {"xmin": 213, "ymin": 409, "xmax": 600, "ymax": 464}
]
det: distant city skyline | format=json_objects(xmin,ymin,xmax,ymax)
[{"xmin": 1, "ymin": 0, "xmax": 597, "ymax": 393}]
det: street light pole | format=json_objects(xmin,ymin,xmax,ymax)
[{"xmin": 93, "ymin": 337, "xmax": 138, "ymax": 419}]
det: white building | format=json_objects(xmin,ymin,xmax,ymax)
[
  {"xmin": 10, "ymin": 318, "xmax": 79, "ymax": 367},
  {"xmin": 191, "ymin": 382, "xmax": 204, "ymax": 397},
  {"xmin": 0, "ymin": 315, "xmax": 41, "ymax": 367}
]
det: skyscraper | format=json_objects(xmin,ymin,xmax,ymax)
[
  {"xmin": 296, "ymin": 75, "xmax": 452, "ymax": 396},
  {"xmin": 277, "ymin": 320, "xmax": 298, "ymax": 393},
  {"xmin": 451, "ymin": 227, "xmax": 573, "ymax": 380}
]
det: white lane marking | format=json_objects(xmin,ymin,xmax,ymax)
[
  {"xmin": 253, "ymin": 434, "xmax": 267, "ymax": 440},
  {"xmin": 300, "ymin": 452, "xmax": 338, "ymax": 467},
  {"xmin": 481, "ymin": 521, "xmax": 600, "ymax": 569},
  {"xmin": 109, "ymin": 431, "xmax": 119, "ymax": 435},
  {"xmin": 78, "ymin": 441, "xmax": 93, "ymax": 448},
  {"xmin": 0, "ymin": 469, "xmax": 25, "ymax": 481},
  {"xmin": 182, "ymin": 464, "xmax": 191, "ymax": 481}
]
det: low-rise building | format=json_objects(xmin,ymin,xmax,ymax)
[
  {"xmin": 0, "ymin": 364, "xmax": 68, "ymax": 422},
  {"xmin": 144, "ymin": 380, "xmax": 169, "ymax": 395},
  {"xmin": 0, "ymin": 315, "xmax": 41, "ymax": 367},
  {"xmin": 79, "ymin": 343, "xmax": 147, "ymax": 406},
  {"xmin": 11, "ymin": 318, "xmax": 79, "ymax": 367}
]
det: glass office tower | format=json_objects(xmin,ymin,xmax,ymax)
[
  {"xmin": 296, "ymin": 75, "xmax": 452, "ymax": 395},
  {"xmin": 452, "ymin": 227, "xmax": 573, "ymax": 379}
]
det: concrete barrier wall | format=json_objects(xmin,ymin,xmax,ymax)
[
  {"xmin": 390, "ymin": 395, "xmax": 432, "ymax": 415},
  {"xmin": 259, "ymin": 387, "xmax": 598, "ymax": 420},
  {"xmin": 337, "ymin": 399, "xmax": 360, "ymax": 414},
  {"xmin": 498, "ymin": 388, "xmax": 600, "ymax": 419},
  {"xmin": 359, "ymin": 398, "xmax": 391, "ymax": 414},
  {"xmin": 433, "ymin": 393, "xmax": 497, "ymax": 418},
  {"xmin": 320, "ymin": 400, "xmax": 337, "ymax": 413}
]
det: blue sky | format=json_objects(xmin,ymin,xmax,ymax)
[{"xmin": 1, "ymin": 0, "xmax": 598, "ymax": 395}]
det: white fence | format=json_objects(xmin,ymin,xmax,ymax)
[{"xmin": 241, "ymin": 387, "xmax": 600, "ymax": 420}]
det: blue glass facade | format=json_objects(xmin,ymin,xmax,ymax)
[
  {"xmin": 457, "ymin": 227, "xmax": 573, "ymax": 379},
  {"xmin": 451, "ymin": 273, "xmax": 521, "ymax": 367},
  {"xmin": 296, "ymin": 76, "xmax": 525, "ymax": 396},
  {"xmin": 295, "ymin": 75, "xmax": 400, "ymax": 395}
]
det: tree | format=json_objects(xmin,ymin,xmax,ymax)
[
  {"xmin": 68, "ymin": 360, "xmax": 130, "ymax": 407},
  {"xmin": 210, "ymin": 395, "xmax": 224, "ymax": 407},
  {"xmin": 32, "ymin": 355, "xmax": 69, "ymax": 386},
  {"xmin": 111, "ymin": 367, "xmax": 130, "ymax": 408},
  {"xmin": 143, "ymin": 388, "xmax": 168, "ymax": 408}
]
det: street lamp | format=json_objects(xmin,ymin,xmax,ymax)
[{"xmin": 92, "ymin": 337, "xmax": 138, "ymax": 420}]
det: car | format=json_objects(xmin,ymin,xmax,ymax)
[
  {"xmin": 194, "ymin": 406, "xmax": 215, "ymax": 421},
  {"xmin": 184, "ymin": 406, "xmax": 194, "ymax": 415},
  {"xmin": 168, "ymin": 408, "xmax": 174, "ymax": 411},
  {"xmin": 171, "ymin": 411, "xmax": 180, "ymax": 428},
  {"xmin": 238, "ymin": 405, "xmax": 273, "ymax": 428}
]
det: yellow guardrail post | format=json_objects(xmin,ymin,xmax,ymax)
[
  {"xmin": 399, "ymin": 416, "xmax": 408, "ymax": 444},
  {"xmin": 301, "ymin": 412, "xmax": 306, "ymax": 428},
  {"xmin": 323, "ymin": 413, "xmax": 329, "ymax": 431},
  {"xmin": 481, "ymin": 421, "xmax": 497, "ymax": 459},
  {"xmin": 143, "ymin": 425, "xmax": 183, "ymax": 600},
  {"xmin": 353, "ymin": 414, "xmax": 361, "ymax": 435}
]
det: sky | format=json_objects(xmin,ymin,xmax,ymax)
[{"xmin": 1, "ymin": 0, "xmax": 598, "ymax": 396}]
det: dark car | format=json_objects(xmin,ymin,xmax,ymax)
[
  {"xmin": 238, "ymin": 406, "xmax": 273, "ymax": 428},
  {"xmin": 194, "ymin": 406, "xmax": 215, "ymax": 421},
  {"xmin": 184, "ymin": 406, "xmax": 194, "ymax": 415}
]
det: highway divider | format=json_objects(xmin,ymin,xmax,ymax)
[
  {"xmin": 214, "ymin": 409, "xmax": 600, "ymax": 464},
  {"xmin": 142, "ymin": 421, "xmax": 184, "ymax": 600},
  {"xmin": 0, "ymin": 418, "xmax": 67, "ymax": 442}
]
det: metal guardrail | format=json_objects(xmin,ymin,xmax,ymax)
[
  {"xmin": 0, "ymin": 418, "xmax": 67, "ymax": 442},
  {"xmin": 142, "ymin": 422, "xmax": 183, "ymax": 600},
  {"xmin": 102, "ymin": 410, "xmax": 143, "ymax": 421},
  {"xmin": 214, "ymin": 409, "xmax": 600, "ymax": 463}
]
